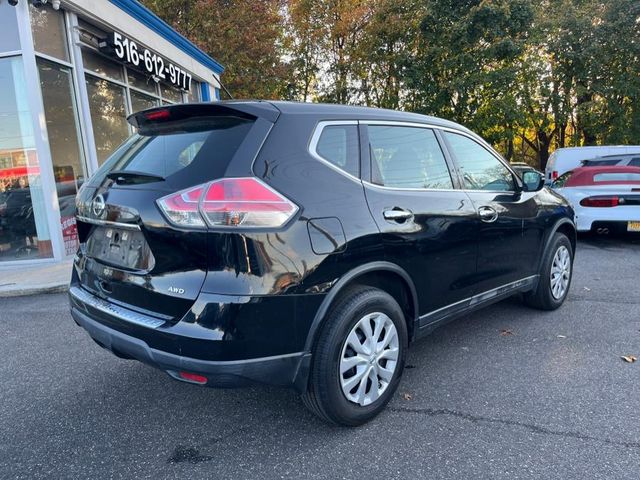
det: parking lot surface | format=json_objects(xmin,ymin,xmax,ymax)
[{"xmin": 1, "ymin": 234, "xmax": 639, "ymax": 479}]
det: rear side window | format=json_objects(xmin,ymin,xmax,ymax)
[
  {"xmin": 90, "ymin": 116, "xmax": 254, "ymax": 186},
  {"xmin": 594, "ymin": 172, "xmax": 640, "ymax": 182},
  {"xmin": 368, "ymin": 126, "xmax": 453, "ymax": 189},
  {"xmin": 444, "ymin": 132, "xmax": 515, "ymax": 191},
  {"xmin": 629, "ymin": 158, "xmax": 640, "ymax": 167},
  {"xmin": 314, "ymin": 125, "xmax": 359, "ymax": 177}
]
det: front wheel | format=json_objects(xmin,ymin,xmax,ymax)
[
  {"xmin": 302, "ymin": 286, "xmax": 408, "ymax": 426},
  {"xmin": 524, "ymin": 232, "xmax": 574, "ymax": 310}
]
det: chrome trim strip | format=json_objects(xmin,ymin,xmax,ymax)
[
  {"xmin": 419, "ymin": 275, "xmax": 539, "ymax": 326},
  {"xmin": 70, "ymin": 286, "xmax": 165, "ymax": 329},
  {"xmin": 362, "ymin": 180, "xmax": 461, "ymax": 193},
  {"xmin": 306, "ymin": 118, "xmax": 520, "ymax": 194},
  {"xmin": 77, "ymin": 216, "xmax": 141, "ymax": 230}
]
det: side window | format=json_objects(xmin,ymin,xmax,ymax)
[
  {"xmin": 444, "ymin": 132, "xmax": 515, "ymax": 191},
  {"xmin": 315, "ymin": 125, "xmax": 359, "ymax": 177},
  {"xmin": 368, "ymin": 126, "xmax": 453, "ymax": 189},
  {"xmin": 629, "ymin": 158, "xmax": 640, "ymax": 167}
]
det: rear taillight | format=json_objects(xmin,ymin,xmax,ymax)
[
  {"xmin": 157, "ymin": 184, "xmax": 207, "ymax": 228},
  {"xmin": 157, "ymin": 177, "xmax": 298, "ymax": 229},
  {"xmin": 580, "ymin": 196, "xmax": 619, "ymax": 208},
  {"xmin": 552, "ymin": 171, "xmax": 559, "ymax": 180}
]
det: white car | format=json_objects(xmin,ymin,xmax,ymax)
[
  {"xmin": 545, "ymin": 146, "xmax": 640, "ymax": 184},
  {"xmin": 551, "ymin": 166, "xmax": 640, "ymax": 233}
]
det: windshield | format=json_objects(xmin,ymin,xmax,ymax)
[{"xmin": 88, "ymin": 116, "xmax": 254, "ymax": 187}]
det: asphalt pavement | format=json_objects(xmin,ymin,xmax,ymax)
[{"xmin": 1, "ymin": 234, "xmax": 639, "ymax": 479}]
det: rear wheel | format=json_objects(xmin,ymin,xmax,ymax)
[
  {"xmin": 524, "ymin": 232, "xmax": 573, "ymax": 310},
  {"xmin": 302, "ymin": 286, "xmax": 408, "ymax": 426}
]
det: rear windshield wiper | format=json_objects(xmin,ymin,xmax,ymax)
[{"xmin": 106, "ymin": 170, "xmax": 165, "ymax": 184}]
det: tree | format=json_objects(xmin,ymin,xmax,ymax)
[
  {"xmin": 405, "ymin": 1, "xmax": 534, "ymax": 155},
  {"xmin": 144, "ymin": 0, "xmax": 640, "ymax": 166},
  {"xmin": 142, "ymin": 0, "xmax": 290, "ymax": 99}
]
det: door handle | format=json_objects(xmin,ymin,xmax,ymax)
[
  {"xmin": 478, "ymin": 205, "xmax": 498, "ymax": 223},
  {"xmin": 383, "ymin": 208, "xmax": 413, "ymax": 222}
]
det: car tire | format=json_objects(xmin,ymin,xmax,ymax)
[
  {"xmin": 302, "ymin": 286, "xmax": 408, "ymax": 426},
  {"xmin": 524, "ymin": 232, "xmax": 574, "ymax": 310}
]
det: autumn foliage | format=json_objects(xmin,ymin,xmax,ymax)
[{"xmin": 143, "ymin": 0, "xmax": 640, "ymax": 168}]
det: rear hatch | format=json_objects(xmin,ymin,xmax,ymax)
[{"xmin": 74, "ymin": 102, "xmax": 278, "ymax": 321}]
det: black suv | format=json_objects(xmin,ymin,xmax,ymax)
[{"xmin": 70, "ymin": 101, "xmax": 576, "ymax": 426}]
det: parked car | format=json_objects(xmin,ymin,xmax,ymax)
[
  {"xmin": 551, "ymin": 165, "xmax": 640, "ymax": 233},
  {"xmin": 510, "ymin": 162, "xmax": 542, "ymax": 179},
  {"xmin": 581, "ymin": 153, "xmax": 640, "ymax": 168},
  {"xmin": 545, "ymin": 146, "xmax": 640, "ymax": 183},
  {"xmin": 69, "ymin": 101, "xmax": 576, "ymax": 426}
]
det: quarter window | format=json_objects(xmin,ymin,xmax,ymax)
[
  {"xmin": 315, "ymin": 125, "xmax": 359, "ymax": 177},
  {"xmin": 444, "ymin": 132, "xmax": 515, "ymax": 191},
  {"xmin": 368, "ymin": 126, "xmax": 453, "ymax": 189}
]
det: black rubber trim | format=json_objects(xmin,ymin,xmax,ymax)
[
  {"xmin": 71, "ymin": 307, "xmax": 305, "ymax": 389},
  {"xmin": 302, "ymin": 261, "xmax": 419, "ymax": 353},
  {"xmin": 536, "ymin": 218, "xmax": 577, "ymax": 272}
]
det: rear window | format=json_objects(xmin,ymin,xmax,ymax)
[
  {"xmin": 89, "ymin": 116, "xmax": 254, "ymax": 186},
  {"xmin": 594, "ymin": 172, "xmax": 640, "ymax": 182}
]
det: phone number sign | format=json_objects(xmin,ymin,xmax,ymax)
[{"xmin": 101, "ymin": 32, "xmax": 192, "ymax": 91}]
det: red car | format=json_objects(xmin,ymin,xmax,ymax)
[{"xmin": 551, "ymin": 166, "xmax": 640, "ymax": 233}]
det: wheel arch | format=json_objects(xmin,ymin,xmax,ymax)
[
  {"xmin": 538, "ymin": 218, "xmax": 577, "ymax": 272},
  {"xmin": 302, "ymin": 261, "xmax": 419, "ymax": 354}
]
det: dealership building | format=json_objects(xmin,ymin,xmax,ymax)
[{"xmin": 0, "ymin": 0, "xmax": 223, "ymax": 267}]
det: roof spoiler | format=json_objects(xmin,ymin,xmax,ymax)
[{"xmin": 128, "ymin": 101, "xmax": 280, "ymax": 130}]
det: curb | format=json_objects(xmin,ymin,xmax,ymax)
[{"xmin": 0, "ymin": 284, "xmax": 69, "ymax": 298}]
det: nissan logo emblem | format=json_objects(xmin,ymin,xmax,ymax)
[{"xmin": 92, "ymin": 194, "xmax": 106, "ymax": 218}]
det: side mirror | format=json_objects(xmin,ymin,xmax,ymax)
[{"xmin": 522, "ymin": 171, "xmax": 544, "ymax": 192}]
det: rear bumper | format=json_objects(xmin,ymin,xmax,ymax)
[
  {"xmin": 71, "ymin": 306, "xmax": 311, "ymax": 390},
  {"xmin": 68, "ymin": 280, "xmax": 321, "ymax": 390},
  {"xmin": 576, "ymin": 207, "xmax": 640, "ymax": 231}
]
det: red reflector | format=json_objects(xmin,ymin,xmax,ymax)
[
  {"xmin": 580, "ymin": 196, "xmax": 619, "ymax": 208},
  {"xmin": 178, "ymin": 372, "xmax": 208, "ymax": 384},
  {"xmin": 552, "ymin": 171, "xmax": 559, "ymax": 180},
  {"xmin": 144, "ymin": 109, "xmax": 171, "ymax": 121}
]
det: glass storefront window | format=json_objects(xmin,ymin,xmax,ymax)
[
  {"xmin": 161, "ymin": 83, "xmax": 183, "ymax": 103},
  {"xmin": 82, "ymin": 48, "xmax": 124, "ymax": 82},
  {"xmin": 127, "ymin": 68, "xmax": 158, "ymax": 95},
  {"xmin": 37, "ymin": 58, "xmax": 85, "ymax": 255},
  {"xmin": 29, "ymin": 4, "xmax": 69, "ymax": 62},
  {"xmin": 85, "ymin": 75, "xmax": 130, "ymax": 165},
  {"xmin": 130, "ymin": 90, "xmax": 159, "ymax": 113},
  {"xmin": 187, "ymin": 81, "xmax": 200, "ymax": 103},
  {"xmin": 0, "ymin": 3, "xmax": 20, "ymax": 53},
  {"xmin": 0, "ymin": 57, "xmax": 53, "ymax": 262}
]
